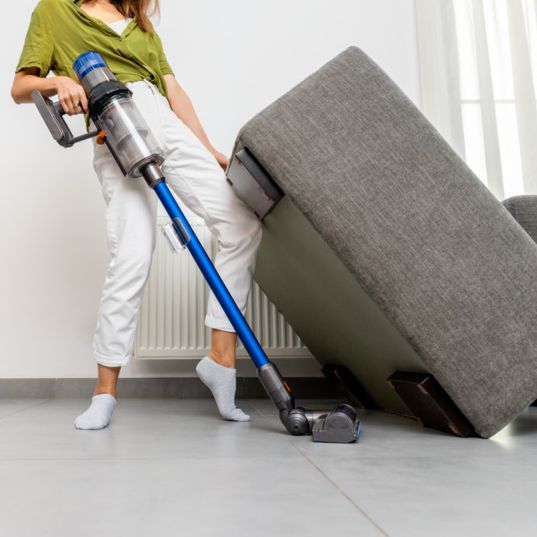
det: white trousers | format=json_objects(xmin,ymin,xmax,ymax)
[{"xmin": 92, "ymin": 80, "xmax": 262, "ymax": 367}]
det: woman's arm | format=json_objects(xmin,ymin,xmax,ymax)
[
  {"xmin": 163, "ymin": 74, "xmax": 229, "ymax": 170},
  {"xmin": 11, "ymin": 69, "xmax": 88, "ymax": 116}
]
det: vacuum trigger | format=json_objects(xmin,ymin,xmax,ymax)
[{"xmin": 96, "ymin": 131, "xmax": 106, "ymax": 145}]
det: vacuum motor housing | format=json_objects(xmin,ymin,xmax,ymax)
[{"xmin": 73, "ymin": 51, "xmax": 164, "ymax": 177}]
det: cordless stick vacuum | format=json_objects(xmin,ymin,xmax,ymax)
[{"xmin": 32, "ymin": 51, "xmax": 361, "ymax": 443}]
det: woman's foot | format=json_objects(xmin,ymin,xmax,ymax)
[
  {"xmin": 196, "ymin": 356, "xmax": 250, "ymax": 422},
  {"xmin": 74, "ymin": 393, "xmax": 117, "ymax": 430}
]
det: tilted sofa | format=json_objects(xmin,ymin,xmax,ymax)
[{"xmin": 226, "ymin": 47, "xmax": 537, "ymax": 438}]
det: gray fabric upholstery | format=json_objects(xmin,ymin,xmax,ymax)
[
  {"xmin": 232, "ymin": 47, "xmax": 537, "ymax": 437},
  {"xmin": 503, "ymin": 196, "xmax": 537, "ymax": 244}
]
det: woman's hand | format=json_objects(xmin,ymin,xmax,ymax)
[
  {"xmin": 53, "ymin": 76, "xmax": 88, "ymax": 116},
  {"xmin": 212, "ymin": 150, "xmax": 229, "ymax": 171}
]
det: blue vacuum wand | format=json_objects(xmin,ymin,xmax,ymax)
[{"xmin": 32, "ymin": 51, "xmax": 360, "ymax": 443}]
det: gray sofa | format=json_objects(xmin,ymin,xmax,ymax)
[
  {"xmin": 503, "ymin": 196, "xmax": 537, "ymax": 244},
  {"xmin": 227, "ymin": 47, "xmax": 537, "ymax": 438}
]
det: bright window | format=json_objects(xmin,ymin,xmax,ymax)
[{"xmin": 452, "ymin": 0, "xmax": 537, "ymax": 197}]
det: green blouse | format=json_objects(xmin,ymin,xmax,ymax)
[{"xmin": 15, "ymin": 0, "xmax": 174, "ymax": 98}]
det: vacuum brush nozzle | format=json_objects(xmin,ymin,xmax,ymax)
[
  {"xmin": 310, "ymin": 404, "xmax": 361, "ymax": 443},
  {"xmin": 279, "ymin": 404, "xmax": 361, "ymax": 443}
]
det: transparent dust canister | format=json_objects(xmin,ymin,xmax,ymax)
[{"xmin": 99, "ymin": 97, "xmax": 164, "ymax": 177}]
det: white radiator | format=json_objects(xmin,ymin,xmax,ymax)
[{"xmin": 135, "ymin": 212, "xmax": 312, "ymax": 360}]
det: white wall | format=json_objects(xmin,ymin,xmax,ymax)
[{"xmin": 0, "ymin": 0, "xmax": 419, "ymax": 379}]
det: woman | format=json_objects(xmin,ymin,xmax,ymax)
[{"xmin": 11, "ymin": 0, "xmax": 262, "ymax": 429}]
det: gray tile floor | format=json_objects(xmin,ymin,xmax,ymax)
[{"xmin": 1, "ymin": 398, "xmax": 536, "ymax": 537}]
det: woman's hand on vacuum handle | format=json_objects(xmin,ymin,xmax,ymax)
[{"xmin": 53, "ymin": 76, "xmax": 88, "ymax": 116}]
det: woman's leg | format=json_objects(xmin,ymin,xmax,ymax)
[
  {"xmin": 158, "ymin": 100, "xmax": 262, "ymax": 421},
  {"xmin": 94, "ymin": 364, "xmax": 121, "ymax": 398},
  {"xmin": 75, "ymin": 134, "xmax": 158, "ymax": 430},
  {"xmin": 209, "ymin": 329, "xmax": 237, "ymax": 368},
  {"xmin": 74, "ymin": 365, "xmax": 121, "ymax": 430}
]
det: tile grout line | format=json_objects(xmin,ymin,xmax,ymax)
[
  {"xmin": 292, "ymin": 444, "xmax": 390, "ymax": 537},
  {"xmin": 0, "ymin": 399, "xmax": 52, "ymax": 423}
]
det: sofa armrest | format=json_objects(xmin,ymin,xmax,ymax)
[{"xmin": 502, "ymin": 195, "xmax": 537, "ymax": 244}]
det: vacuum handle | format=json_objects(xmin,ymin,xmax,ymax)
[{"xmin": 31, "ymin": 90, "xmax": 99, "ymax": 148}]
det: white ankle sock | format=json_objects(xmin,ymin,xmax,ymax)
[
  {"xmin": 196, "ymin": 356, "xmax": 250, "ymax": 422},
  {"xmin": 74, "ymin": 394, "xmax": 117, "ymax": 430}
]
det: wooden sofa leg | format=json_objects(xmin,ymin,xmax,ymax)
[
  {"xmin": 387, "ymin": 372, "xmax": 475, "ymax": 437},
  {"xmin": 322, "ymin": 364, "xmax": 377, "ymax": 410}
]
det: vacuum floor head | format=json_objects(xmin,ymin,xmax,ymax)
[{"xmin": 311, "ymin": 404, "xmax": 361, "ymax": 443}]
